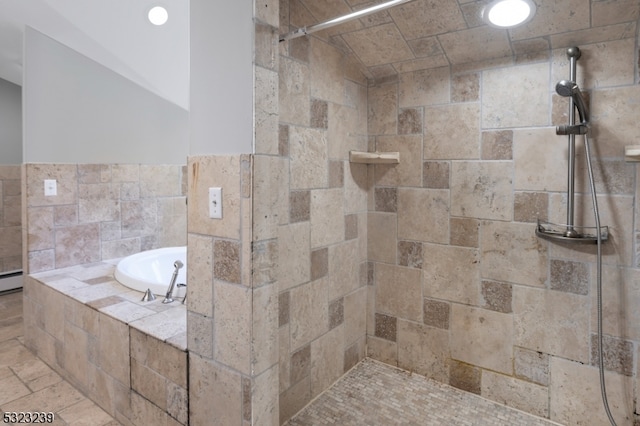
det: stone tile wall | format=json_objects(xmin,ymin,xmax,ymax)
[
  {"xmin": 23, "ymin": 263, "xmax": 187, "ymax": 426},
  {"xmin": 275, "ymin": 2, "xmax": 370, "ymax": 423},
  {"xmin": 24, "ymin": 163, "xmax": 186, "ymax": 274},
  {"xmin": 186, "ymin": 153, "xmax": 259, "ymax": 426},
  {"xmin": 366, "ymin": 38, "xmax": 640, "ymax": 425},
  {"xmin": 0, "ymin": 165, "xmax": 22, "ymax": 274}
]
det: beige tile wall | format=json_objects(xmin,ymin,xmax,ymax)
[
  {"xmin": 275, "ymin": 2, "xmax": 370, "ymax": 423},
  {"xmin": 0, "ymin": 165, "xmax": 22, "ymax": 274},
  {"xmin": 24, "ymin": 163, "xmax": 186, "ymax": 274},
  {"xmin": 186, "ymin": 154, "xmax": 255, "ymax": 426},
  {"xmin": 366, "ymin": 38, "xmax": 640, "ymax": 425},
  {"xmin": 23, "ymin": 269, "xmax": 188, "ymax": 426}
]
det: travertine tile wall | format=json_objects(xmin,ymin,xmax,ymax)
[
  {"xmin": 0, "ymin": 165, "xmax": 22, "ymax": 274},
  {"xmin": 188, "ymin": 0, "xmax": 369, "ymax": 423},
  {"xmin": 24, "ymin": 163, "xmax": 186, "ymax": 274},
  {"xmin": 276, "ymin": 1, "xmax": 369, "ymax": 422},
  {"xmin": 23, "ymin": 269, "xmax": 188, "ymax": 426},
  {"xmin": 186, "ymin": 154, "xmax": 257, "ymax": 425},
  {"xmin": 366, "ymin": 38, "xmax": 640, "ymax": 425},
  {"xmin": 23, "ymin": 275, "xmax": 133, "ymax": 423}
]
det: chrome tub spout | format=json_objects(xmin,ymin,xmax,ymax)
[{"xmin": 162, "ymin": 260, "xmax": 184, "ymax": 304}]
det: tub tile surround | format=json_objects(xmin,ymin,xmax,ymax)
[
  {"xmin": 0, "ymin": 165, "xmax": 22, "ymax": 274},
  {"xmin": 24, "ymin": 163, "xmax": 187, "ymax": 274},
  {"xmin": 23, "ymin": 261, "xmax": 187, "ymax": 426}
]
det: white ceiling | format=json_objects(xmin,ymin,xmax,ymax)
[{"xmin": 0, "ymin": 0, "xmax": 189, "ymax": 109}]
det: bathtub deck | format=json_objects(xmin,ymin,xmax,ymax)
[
  {"xmin": 284, "ymin": 358, "xmax": 564, "ymax": 426},
  {"xmin": 23, "ymin": 260, "xmax": 189, "ymax": 425},
  {"xmin": 29, "ymin": 259, "xmax": 186, "ymax": 349}
]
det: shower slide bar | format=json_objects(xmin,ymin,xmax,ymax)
[
  {"xmin": 535, "ymin": 46, "xmax": 608, "ymax": 244},
  {"xmin": 279, "ymin": 0, "xmax": 417, "ymax": 42}
]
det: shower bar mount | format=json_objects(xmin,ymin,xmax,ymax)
[{"xmin": 535, "ymin": 46, "xmax": 608, "ymax": 244}]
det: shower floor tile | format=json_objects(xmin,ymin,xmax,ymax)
[
  {"xmin": 284, "ymin": 358, "xmax": 563, "ymax": 426},
  {"xmin": 0, "ymin": 290, "xmax": 120, "ymax": 426}
]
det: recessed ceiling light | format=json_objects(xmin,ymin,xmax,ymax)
[
  {"xmin": 482, "ymin": 0, "xmax": 536, "ymax": 28},
  {"xmin": 148, "ymin": 6, "xmax": 169, "ymax": 26}
]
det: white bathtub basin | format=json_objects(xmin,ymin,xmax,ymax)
[{"xmin": 115, "ymin": 246, "xmax": 187, "ymax": 297}]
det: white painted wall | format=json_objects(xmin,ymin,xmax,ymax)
[
  {"xmin": 0, "ymin": 77, "xmax": 21, "ymax": 164},
  {"xmin": 189, "ymin": 0, "xmax": 253, "ymax": 155},
  {"xmin": 23, "ymin": 27, "xmax": 189, "ymax": 164}
]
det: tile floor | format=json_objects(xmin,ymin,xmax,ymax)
[
  {"xmin": 285, "ymin": 358, "xmax": 564, "ymax": 426},
  {"xmin": 0, "ymin": 289, "xmax": 119, "ymax": 426}
]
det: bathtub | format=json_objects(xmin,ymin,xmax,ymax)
[{"xmin": 115, "ymin": 246, "xmax": 187, "ymax": 297}]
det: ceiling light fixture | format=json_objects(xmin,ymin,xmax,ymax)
[
  {"xmin": 148, "ymin": 6, "xmax": 169, "ymax": 26},
  {"xmin": 482, "ymin": 0, "xmax": 536, "ymax": 28}
]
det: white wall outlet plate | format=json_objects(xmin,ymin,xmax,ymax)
[
  {"xmin": 208, "ymin": 187, "xmax": 222, "ymax": 219},
  {"xmin": 44, "ymin": 179, "xmax": 57, "ymax": 196}
]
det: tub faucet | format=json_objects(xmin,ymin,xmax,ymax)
[
  {"xmin": 163, "ymin": 260, "xmax": 184, "ymax": 304},
  {"xmin": 177, "ymin": 283, "xmax": 187, "ymax": 304}
]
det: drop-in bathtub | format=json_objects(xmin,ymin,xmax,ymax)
[{"xmin": 114, "ymin": 246, "xmax": 186, "ymax": 296}]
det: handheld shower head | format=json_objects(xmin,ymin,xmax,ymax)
[
  {"xmin": 556, "ymin": 80, "xmax": 578, "ymax": 97},
  {"xmin": 555, "ymin": 80, "xmax": 589, "ymax": 124}
]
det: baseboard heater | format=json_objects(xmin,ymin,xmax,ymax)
[{"xmin": 0, "ymin": 270, "xmax": 23, "ymax": 293}]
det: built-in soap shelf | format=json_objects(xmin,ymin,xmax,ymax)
[
  {"xmin": 625, "ymin": 145, "xmax": 640, "ymax": 162},
  {"xmin": 349, "ymin": 151, "xmax": 400, "ymax": 164}
]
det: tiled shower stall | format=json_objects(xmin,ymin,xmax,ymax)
[{"xmin": 19, "ymin": 0, "xmax": 640, "ymax": 425}]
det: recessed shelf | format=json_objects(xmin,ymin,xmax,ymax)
[{"xmin": 349, "ymin": 151, "xmax": 400, "ymax": 164}]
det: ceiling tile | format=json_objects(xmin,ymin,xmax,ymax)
[
  {"xmin": 342, "ymin": 23, "xmax": 415, "ymax": 67},
  {"xmin": 509, "ymin": 0, "xmax": 591, "ymax": 41},
  {"xmin": 298, "ymin": 0, "xmax": 353, "ymax": 21},
  {"xmin": 388, "ymin": 0, "xmax": 468, "ymax": 40},
  {"xmin": 393, "ymin": 55, "xmax": 449, "ymax": 73},
  {"xmin": 438, "ymin": 26, "xmax": 512, "ymax": 64},
  {"xmin": 282, "ymin": 0, "xmax": 640, "ymax": 82},
  {"xmin": 459, "ymin": 0, "xmax": 488, "ymax": 28},
  {"xmin": 591, "ymin": 0, "xmax": 640, "ymax": 27},
  {"xmin": 407, "ymin": 37, "xmax": 443, "ymax": 58}
]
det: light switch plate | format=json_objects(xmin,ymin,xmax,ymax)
[
  {"xmin": 44, "ymin": 179, "xmax": 57, "ymax": 196},
  {"xmin": 208, "ymin": 187, "xmax": 222, "ymax": 219}
]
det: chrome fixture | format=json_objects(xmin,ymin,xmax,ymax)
[
  {"xmin": 555, "ymin": 80, "xmax": 589, "ymax": 134},
  {"xmin": 177, "ymin": 283, "xmax": 187, "ymax": 304},
  {"xmin": 141, "ymin": 288, "xmax": 156, "ymax": 302},
  {"xmin": 535, "ymin": 46, "xmax": 617, "ymax": 426},
  {"xmin": 279, "ymin": 0, "xmax": 417, "ymax": 42},
  {"xmin": 162, "ymin": 260, "xmax": 184, "ymax": 304},
  {"xmin": 536, "ymin": 46, "xmax": 608, "ymax": 244}
]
